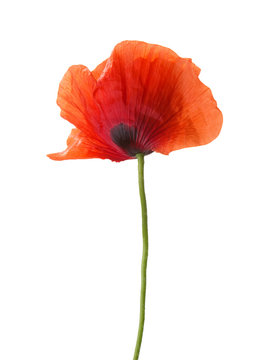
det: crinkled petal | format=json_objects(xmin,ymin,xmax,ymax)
[
  {"xmin": 50, "ymin": 41, "xmax": 222, "ymax": 162},
  {"xmin": 47, "ymin": 128, "xmax": 129, "ymax": 161},
  {"xmin": 150, "ymin": 61, "xmax": 223, "ymax": 154},
  {"xmin": 92, "ymin": 41, "xmax": 222, "ymax": 154},
  {"xmin": 55, "ymin": 64, "xmax": 131, "ymax": 161},
  {"xmin": 57, "ymin": 65, "xmax": 99, "ymax": 137},
  {"xmin": 92, "ymin": 59, "xmax": 108, "ymax": 79}
]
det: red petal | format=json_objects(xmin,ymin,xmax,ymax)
[
  {"xmin": 92, "ymin": 59, "xmax": 108, "ymax": 79},
  {"xmin": 51, "ymin": 41, "xmax": 222, "ymax": 161},
  {"xmin": 57, "ymin": 65, "xmax": 98, "ymax": 137},
  {"xmin": 47, "ymin": 128, "xmax": 129, "ymax": 161},
  {"xmin": 54, "ymin": 64, "xmax": 131, "ymax": 161},
  {"xmin": 92, "ymin": 41, "xmax": 222, "ymax": 154}
]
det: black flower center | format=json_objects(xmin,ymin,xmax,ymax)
[{"xmin": 110, "ymin": 123, "xmax": 152, "ymax": 157}]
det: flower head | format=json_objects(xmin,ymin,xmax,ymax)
[{"xmin": 48, "ymin": 41, "xmax": 222, "ymax": 161}]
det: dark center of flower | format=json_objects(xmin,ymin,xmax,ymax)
[{"xmin": 110, "ymin": 123, "xmax": 153, "ymax": 157}]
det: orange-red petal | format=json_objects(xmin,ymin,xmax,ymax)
[
  {"xmin": 57, "ymin": 65, "xmax": 98, "ymax": 137},
  {"xmin": 91, "ymin": 41, "xmax": 222, "ymax": 155},
  {"xmin": 92, "ymin": 59, "xmax": 108, "ymax": 80},
  {"xmin": 50, "ymin": 41, "xmax": 222, "ymax": 162},
  {"xmin": 47, "ymin": 128, "xmax": 129, "ymax": 161},
  {"xmin": 53, "ymin": 64, "xmax": 131, "ymax": 161}
]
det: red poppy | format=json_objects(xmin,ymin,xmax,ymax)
[{"xmin": 48, "ymin": 41, "xmax": 222, "ymax": 162}]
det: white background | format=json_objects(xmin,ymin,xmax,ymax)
[{"xmin": 0, "ymin": 0, "xmax": 277, "ymax": 359}]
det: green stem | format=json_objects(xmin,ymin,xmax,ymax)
[{"xmin": 133, "ymin": 153, "xmax": 149, "ymax": 360}]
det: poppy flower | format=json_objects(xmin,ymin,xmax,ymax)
[
  {"xmin": 48, "ymin": 41, "xmax": 222, "ymax": 360},
  {"xmin": 48, "ymin": 40, "xmax": 222, "ymax": 161}
]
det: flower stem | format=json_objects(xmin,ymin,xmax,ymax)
[{"xmin": 133, "ymin": 153, "xmax": 149, "ymax": 360}]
